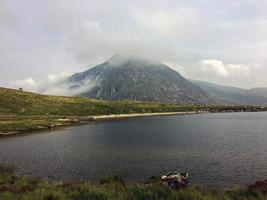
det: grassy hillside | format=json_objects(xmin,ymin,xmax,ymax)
[
  {"xmin": 0, "ymin": 163, "xmax": 267, "ymax": 200},
  {"xmin": 1, "ymin": 87, "xmax": 266, "ymax": 116},
  {"xmin": 0, "ymin": 87, "xmax": 201, "ymax": 116},
  {"xmin": 0, "ymin": 87, "xmax": 198, "ymax": 133},
  {"xmin": 0, "ymin": 87, "xmax": 266, "ymax": 134}
]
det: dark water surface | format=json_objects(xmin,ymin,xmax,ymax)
[{"xmin": 1, "ymin": 112, "xmax": 267, "ymax": 187}]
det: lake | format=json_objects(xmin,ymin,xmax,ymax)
[{"xmin": 1, "ymin": 112, "xmax": 267, "ymax": 187}]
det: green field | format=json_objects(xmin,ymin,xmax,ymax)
[{"xmin": 0, "ymin": 87, "xmax": 266, "ymax": 134}]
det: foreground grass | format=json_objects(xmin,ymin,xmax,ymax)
[{"xmin": 0, "ymin": 164, "xmax": 267, "ymax": 200}]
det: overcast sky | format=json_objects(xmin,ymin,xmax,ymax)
[{"xmin": 1, "ymin": 0, "xmax": 267, "ymax": 91}]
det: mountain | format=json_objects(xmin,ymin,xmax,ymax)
[
  {"xmin": 65, "ymin": 54, "xmax": 211, "ymax": 104},
  {"xmin": 190, "ymin": 80, "xmax": 267, "ymax": 105}
]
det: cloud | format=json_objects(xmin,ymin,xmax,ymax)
[
  {"xmin": 132, "ymin": 7, "xmax": 199, "ymax": 37},
  {"xmin": 8, "ymin": 69, "xmax": 103, "ymax": 96},
  {"xmin": 186, "ymin": 59, "xmax": 266, "ymax": 88},
  {"xmin": 10, "ymin": 77, "xmax": 38, "ymax": 91},
  {"xmin": 1, "ymin": 0, "xmax": 267, "ymax": 90},
  {"xmin": 42, "ymin": 72, "xmax": 102, "ymax": 96},
  {"xmin": 199, "ymin": 59, "xmax": 229, "ymax": 76},
  {"xmin": 46, "ymin": 70, "xmax": 73, "ymax": 84},
  {"xmin": 9, "ymin": 70, "xmax": 74, "ymax": 94},
  {"xmin": 198, "ymin": 59, "xmax": 262, "ymax": 78}
]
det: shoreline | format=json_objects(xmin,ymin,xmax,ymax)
[
  {"xmin": 0, "ymin": 110, "xmax": 266, "ymax": 136},
  {"xmin": 0, "ymin": 111, "xmax": 200, "ymax": 136},
  {"xmin": 90, "ymin": 111, "xmax": 198, "ymax": 120}
]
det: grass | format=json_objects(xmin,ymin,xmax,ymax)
[
  {"xmin": 0, "ymin": 163, "xmax": 15, "ymax": 174},
  {"xmin": 1, "ymin": 87, "xmax": 267, "ymax": 134},
  {"xmin": 0, "ymin": 119, "xmax": 53, "ymax": 132},
  {"xmin": 0, "ymin": 87, "xmax": 198, "ymax": 116},
  {"xmin": 1, "ymin": 87, "xmax": 266, "ymax": 116},
  {"xmin": 0, "ymin": 167, "xmax": 266, "ymax": 200}
]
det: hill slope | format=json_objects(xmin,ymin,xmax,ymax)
[
  {"xmin": 65, "ymin": 54, "xmax": 211, "ymax": 104},
  {"xmin": 250, "ymin": 87, "xmax": 267, "ymax": 98},
  {"xmin": 190, "ymin": 80, "xmax": 267, "ymax": 105},
  {"xmin": 0, "ymin": 87, "xmax": 201, "ymax": 116},
  {"xmin": 1, "ymin": 87, "xmax": 266, "ymax": 133}
]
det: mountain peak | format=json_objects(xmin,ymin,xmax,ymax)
[
  {"xmin": 107, "ymin": 54, "xmax": 157, "ymax": 67},
  {"xmin": 108, "ymin": 53, "xmax": 142, "ymax": 61},
  {"xmin": 64, "ymin": 54, "xmax": 210, "ymax": 104}
]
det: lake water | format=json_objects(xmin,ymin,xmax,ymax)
[{"xmin": 1, "ymin": 112, "xmax": 267, "ymax": 187}]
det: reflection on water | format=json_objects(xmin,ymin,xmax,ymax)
[{"xmin": 0, "ymin": 112, "xmax": 267, "ymax": 187}]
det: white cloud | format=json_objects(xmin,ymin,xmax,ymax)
[
  {"xmin": 9, "ymin": 68, "xmax": 104, "ymax": 96},
  {"xmin": 198, "ymin": 59, "xmax": 261, "ymax": 78},
  {"xmin": 199, "ymin": 59, "xmax": 229, "ymax": 76},
  {"xmin": 1, "ymin": 0, "xmax": 267, "ymax": 89},
  {"xmin": 9, "ymin": 70, "xmax": 74, "ymax": 94},
  {"xmin": 46, "ymin": 70, "xmax": 73, "ymax": 84},
  {"xmin": 163, "ymin": 61, "xmax": 189, "ymax": 77},
  {"xmin": 83, "ymin": 21, "xmax": 102, "ymax": 33},
  {"xmin": 186, "ymin": 59, "xmax": 266, "ymax": 88},
  {"xmin": 133, "ymin": 7, "xmax": 198, "ymax": 37},
  {"xmin": 10, "ymin": 77, "xmax": 38, "ymax": 91}
]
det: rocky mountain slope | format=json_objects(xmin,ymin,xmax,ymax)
[{"xmin": 65, "ymin": 54, "xmax": 211, "ymax": 104}]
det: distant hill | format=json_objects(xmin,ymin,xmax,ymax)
[
  {"xmin": 249, "ymin": 87, "xmax": 267, "ymax": 98},
  {"xmin": 64, "ymin": 54, "xmax": 211, "ymax": 104},
  {"xmin": 190, "ymin": 80, "xmax": 267, "ymax": 105}
]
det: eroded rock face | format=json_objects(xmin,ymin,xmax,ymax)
[{"xmin": 66, "ymin": 54, "xmax": 211, "ymax": 104}]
